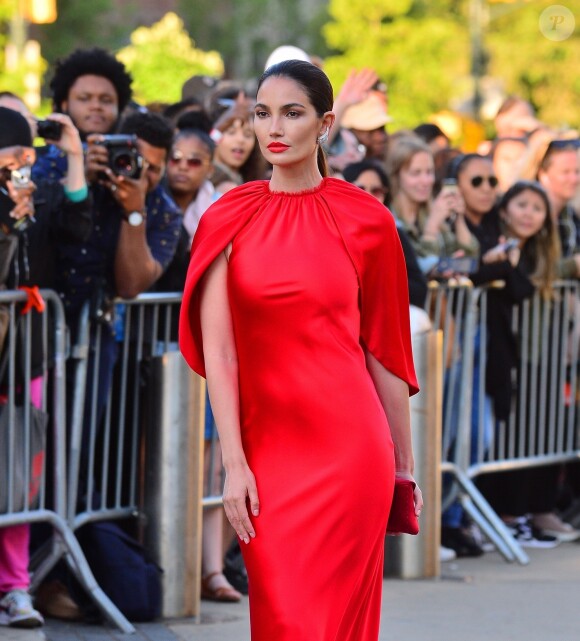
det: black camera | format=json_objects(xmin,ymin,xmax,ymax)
[
  {"xmin": 36, "ymin": 119, "xmax": 63, "ymax": 141},
  {"xmin": 100, "ymin": 134, "xmax": 143, "ymax": 179}
]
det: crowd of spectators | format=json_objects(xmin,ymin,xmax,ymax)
[{"xmin": 0, "ymin": 42, "xmax": 579, "ymax": 628}]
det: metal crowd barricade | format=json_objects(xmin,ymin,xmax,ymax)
[
  {"xmin": 0, "ymin": 289, "xmax": 134, "ymax": 633},
  {"xmin": 426, "ymin": 280, "xmax": 529, "ymax": 563},
  {"xmin": 67, "ymin": 292, "xmax": 206, "ymax": 619},
  {"xmin": 67, "ymin": 292, "xmax": 184, "ymax": 530},
  {"xmin": 468, "ymin": 281, "xmax": 580, "ymax": 508}
]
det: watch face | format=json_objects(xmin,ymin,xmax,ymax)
[{"xmin": 128, "ymin": 211, "xmax": 144, "ymax": 226}]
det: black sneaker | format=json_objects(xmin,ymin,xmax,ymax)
[
  {"xmin": 441, "ymin": 526, "xmax": 485, "ymax": 557},
  {"xmin": 507, "ymin": 516, "xmax": 559, "ymax": 548}
]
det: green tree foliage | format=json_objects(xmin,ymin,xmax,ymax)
[
  {"xmin": 0, "ymin": 1, "xmax": 47, "ymax": 103},
  {"xmin": 323, "ymin": 0, "xmax": 579, "ymax": 131},
  {"xmin": 116, "ymin": 13, "xmax": 224, "ymax": 106},
  {"xmin": 32, "ymin": 0, "xmax": 124, "ymax": 65},
  {"xmin": 323, "ymin": 0, "xmax": 470, "ymax": 129},
  {"xmin": 177, "ymin": 0, "xmax": 330, "ymax": 78},
  {"xmin": 486, "ymin": 0, "xmax": 580, "ymax": 128}
]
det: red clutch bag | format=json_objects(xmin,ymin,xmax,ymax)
[{"xmin": 386, "ymin": 478, "xmax": 420, "ymax": 535}]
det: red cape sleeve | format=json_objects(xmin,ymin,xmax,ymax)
[
  {"xmin": 322, "ymin": 179, "xmax": 419, "ymax": 396},
  {"xmin": 178, "ymin": 181, "xmax": 269, "ymax": 376}
]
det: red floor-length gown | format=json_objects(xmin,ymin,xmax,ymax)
[{"xmin": 180, "ymin": 177, "xmax": 418, "ymax": 641}]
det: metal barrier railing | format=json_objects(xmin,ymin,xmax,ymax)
[
  {"xmin": 0, "ymin": 289, "xmax": 135, "ymax": 633},
  {"xmin": 469, "ymin": 280, "xmax": 579, "ymax": 476},
  {"xmin": 67, "ymin": 292, "xmax": 206, "ymax": 619},
  {"xmin": 425, "ymin": 279, "xmax": 528, "ymax": 563},
  {"xmin": 427, "ymin": 279, "xmax": 580, "ymax": 564},
  {"xmin": 67, "ymin": 293, "xmax": 183, "ymax": 531}
]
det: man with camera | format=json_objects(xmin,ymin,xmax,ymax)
[
  {"xmin": 30, "ymin": 49, "xmax": 180, "ymax": 461},
  {"xmin": 32, "ymin": 48, "xmax": 180, "ymax": 316}
]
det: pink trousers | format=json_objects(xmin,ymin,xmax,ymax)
[{"xmin": 0, "ymin": 377, "xmax": 43, "ymax": 594}]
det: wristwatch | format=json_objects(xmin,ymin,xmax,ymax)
[{"xmin": 125, "ymin": 210, "xmax": 146, "ymax": 226}]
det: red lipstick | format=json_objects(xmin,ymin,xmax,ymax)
[{"xmin": 267, "ymin": 142, "xmax": 290, "ymax": 153}]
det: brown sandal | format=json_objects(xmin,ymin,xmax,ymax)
[{"xmin": 201, "ymin": 572, "xmax": 242, "ymax": 602}]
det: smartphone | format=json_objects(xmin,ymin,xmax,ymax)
[
  {"xmin": 441, "ymin": 177, "xmax": 458, "ymax": 195},
  {"xmin": 433, "ymin": 256, "xmax": 478, "ymax": 275},
  {"xmin": 9, "ymin": 165, "xmax": 32, "ymax": 191},
  {"xmin": 496, "ymin": 238, "xmax": 519, "ymax": 252}
]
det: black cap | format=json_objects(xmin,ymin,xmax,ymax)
[{"xmin": 0, "ymin": 107, "xmax": 33, "ymax": 149}]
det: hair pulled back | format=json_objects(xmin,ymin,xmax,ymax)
[{"xmin": 257, "ymin": 60, "xmax": 334, "ymax": 177}]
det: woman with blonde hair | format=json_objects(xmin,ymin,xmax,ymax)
[{"xmin": 386, "ymin": 134, "xmax": 479, "ymax": 275}]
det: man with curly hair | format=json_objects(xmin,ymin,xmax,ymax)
[{"xmin": 50, "ymin": 47, "xmax": 132, "ymax": 137}]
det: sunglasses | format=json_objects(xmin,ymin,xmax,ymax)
[
  {"xmin": 470, "ymin": 175, "xmax": 498, "ymax": 188},
  {"xmin": 355, "ymin": 184, "xmax": 386, "ymax": 198},
  {"xmin": 169, "ymin": 152, "xmax": 209, "ymax": 168}
]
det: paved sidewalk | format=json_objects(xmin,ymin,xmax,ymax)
[{"xmin": 7, "ymin": 541, "xmax": 580, "ymax": 641}]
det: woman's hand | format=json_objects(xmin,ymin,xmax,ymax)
[
  {"xmin": 424, "ymin": 188, "xmax": 460, "ymax": 234},
  {"xmin": 213, "ymin": 92, "xmax": 253, "ymax": 134},
  {"xmin": 43, "ymin": 113, "xmax": 83, "ymax": 157},
  {"xmin": 396, "ymin": 470, "xmax": 423, "ymax": 518},
  {"xmin": 223, "ymin": 461, "xmax": 260, "ymax": 544},
  {"xmin": 334, "ymin": 68, "xmax": 379, "ymax": 109},
  {"xmin": 5, "ymin": 179, "xmax": 36, "ymax": 220},
  {"xmin": 482, "ymin": 236, "xmax": 521, "ymax": 267},
  {"xmin": 0, "ymin": 146, "xmax": 34, "ymax": 171}
]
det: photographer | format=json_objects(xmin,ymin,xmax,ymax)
[
  {"xmin": 0, "ymin": 107, "xmax": 91, "ymax": 629},
  {"xmin": 46, "ymin": 112, "xmax": 180, "ymax": 454},
  {"xmin": 32, "ymin": 47, "xmax": 132, "ymax": 187},
  {"xmin": 0, "ymin": 106, "xmax": 91, "ymax": 304},
  {"xmin": 31, "ymin": 49, "xmax": 180, "ymax": 317}
]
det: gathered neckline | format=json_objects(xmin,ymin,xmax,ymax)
[{"xmin": 266, "ymin": 177, "xmax": 329, "ymax": 197}]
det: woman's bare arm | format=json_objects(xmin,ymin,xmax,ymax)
[
  {"xmin": 200, "ymin": 251, "xmax": 260, "ymax": 543},
  {"xmin": 365, "ymin": 349, "xmax": 423, "ymax": 516}
]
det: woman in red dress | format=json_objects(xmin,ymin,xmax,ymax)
[{"xmin": 179, "ymin": 60, "xmax": 422, "ymax": 641}]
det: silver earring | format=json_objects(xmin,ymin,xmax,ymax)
[{"xmin": 318, "ymin": 130, "xmax": 329, "ymax": 144}]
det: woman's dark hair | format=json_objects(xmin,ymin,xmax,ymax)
[
  {"xmin": 257, "ymin": 60, "xmax": 334, "ymax": 177},
  {"xmin": 163, "ymin": 97, "xmax": 202, "ymax": 122},
  {"xmin": 50, "ymin": 48, "xmax": 133, "ymax": 113},
  {"xmin": 342, "ymin": 160, "xmax": 389, "ymax": 190},
  {"xmin": 498, "ymin": 179, "xmax": 551, "ymax": 219},
  {"xmin": 119, "ymin": 111, "xmax": 174, "ymax": 155},
  {"xmin": 175, "ymin": 109, "xmax": 213, "ymax": 134},
  {"xmin": 414, "ymin": 123, "xmax": 448, "ymax": 145},
  {"xmin": 446, "ymin": 153, "xmax": 488, "ymax": 180},
  {"xmin": 499, "ymin": 180, "xmax": 559, "ymax": 299},
  {"xmin": 173, "ymin": 128, "xmax": 215, "ymax": 159}
]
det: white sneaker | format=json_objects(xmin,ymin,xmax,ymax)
[
  {"xmin": 532, "ymin": 512, "xmax": 580, "ymax": 543},
  {"xmin": 0, "ymin": 590, "xmax": 44, "ymax": 628},
  {"xmin": 440, "ymin": 545, "xmax": 457, "ymax": 562}
]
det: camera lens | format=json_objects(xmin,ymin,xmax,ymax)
[{"xmin": 113, "ymin": 153, "xmax": 135, "ymax": 176}]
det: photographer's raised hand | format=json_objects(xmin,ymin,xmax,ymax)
[
  {"xmin": 102, "ymin": 165, "xmax": 147, "ymax": 215},
  {"xmin": 46, "ymin": 114, "xmax": 86, "ymax": 193},
  {"xmin": 0, "ymin": 146, "xmax": 34, "ymax": 172},
  {"xmin": 5, "ymin": 179, "xmax": 36, "ymax": 221},
  {"xmin": 85, "ymin": 134, "xmax": 110, "ymax": 184}
]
